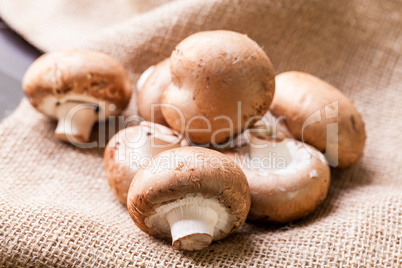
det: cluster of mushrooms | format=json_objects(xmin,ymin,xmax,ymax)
[{"xmin": 23, "ymin": 30, "xmax": 366, "ymax": 251}]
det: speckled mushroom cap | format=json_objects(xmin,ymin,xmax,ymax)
[
  {"xmin": 104, "ymin": 121, "xmax": 181, "ymax": 204},
  {"xmin": 23, "ymin": 50, "xmax": 132, "ymax": 116},
  {"xmin": 224, "ymin": 127, "xmax": 330, "ymax": 223},
  {"xmin": 137, "ymin": 58, "xmax": 170, "ymax": 126},
  {"xmin": 161, "ymin": 30, "xmax": 275, "ymax": 145},
  {"xmin": 127, "ymin": 146, "xmax": 251, "ymax": 249},
  {"xmin": 22, "ymin": 50, "xmax": 132, "ymax": 143},
  {"xmin": 270, "ymin": 71, "xmax": 366, "ymax": 168}
]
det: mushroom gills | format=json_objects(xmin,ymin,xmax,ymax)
[
  {"xmin": 247, "ymin": 127, "xmax": 312, "ymax": 175},
  {"xmin": 146, "ymin": 194, "xmax": 236, "ymax": 251}
]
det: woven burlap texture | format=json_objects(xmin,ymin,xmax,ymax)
[{"xmin": 0, "ymin": 0, "xmax": 401, "ymax": 266}]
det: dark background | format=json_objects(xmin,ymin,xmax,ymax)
[{"xmin": 0, "ymin": 18, "xmax": 41, "ymax": 121}]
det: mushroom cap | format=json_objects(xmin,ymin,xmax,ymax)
[
  {"xmin": 270, "ymin": 71, "xmax": 366, "ymax": 168},
  {"xmin": 127, "ymin": 146, "xmax": 251, "ymax": 241},
  {"xmin": 161, "ymin": 30, "xmax": 275, "ymax": 145},
  {"xmin": 137, "ymin": 58, "xmax": 170, "ymax": 126},
  {"xmin": 225, "ymin": 138, "xmax": 330, "ymax": 223},
  {"xmin": 22, "ymin": 50, "xmax": 132, "ymax": 118},
  {"xmin": 104, "ymin": 122, "xmax": 181, "ymax": 204}
]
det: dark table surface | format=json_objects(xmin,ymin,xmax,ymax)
[{"xmin": 0, "ymin": 18, "xmax": 41, "ymax": 121}]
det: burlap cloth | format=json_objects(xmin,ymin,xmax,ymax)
[{"xmin": 0, "ymin": 0, "xmax": 401, "ymax": 266}]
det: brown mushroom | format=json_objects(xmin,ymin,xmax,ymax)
[
  {"xmin": 127, "ymin": 146, "xmax": 251, "ymax": 251},
  {"xmin": 224, "ymin": 125, "xmax": 330, "ymax": 223},
  {"xmin": 270, "ymin": 71, "xmax": 366, "ymax": 168},
  {"xmin": 136, "ymin": 58, "xmax": 171, "ymax": 126},
  {"xmin": 22, "ymin": 50, "xmax": 132, "ymax": 143},
  {"xmin": 161, "ymin": 30, "xmax": 275, "ymax": 145},
  {"xmin": 104, "ymin": 121, "xmax": 182, "ymax": 204}
]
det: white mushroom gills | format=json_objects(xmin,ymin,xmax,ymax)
[
  {"xmin": 248, "ymin": 126, "xmax": 291, "ymax": 170},
  {"xmin": 243, "ymin": 126, "xmax": 313, "ymax": 177},
  {"xmin": 146, "ymin": 195, "xmax": 236, "ymax": 251}
]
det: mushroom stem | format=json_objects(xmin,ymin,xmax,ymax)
[
  {"xmin": 55, "ymin": 102, "xmax": 98, "ymax": 143},
  {"xmin": 166, "ymin": 205, "xmax": 218, "ymax": 251},
  {"xmin": 248, "ymin": 126, "xmax": 291, "ymax": 169}
]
